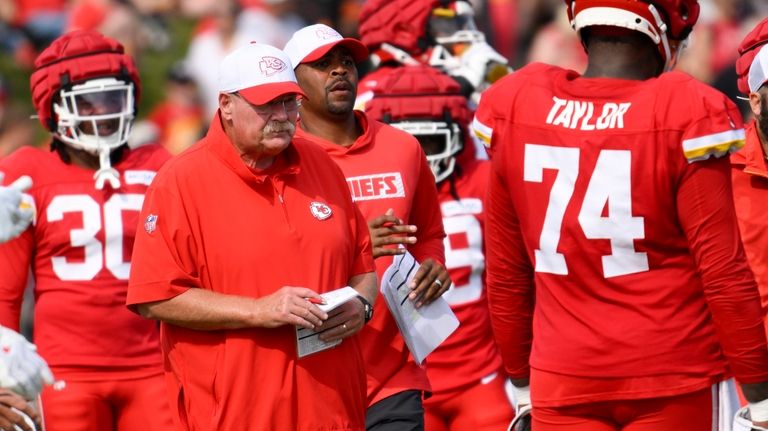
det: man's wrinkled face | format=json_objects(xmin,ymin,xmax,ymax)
[
  {"xmin": 220, "ymin": 92, "xmax": 299, "ymax": 159},
  {"xmin": 294, "ymin": 46, "xmax": 358, "ymax": 117}
]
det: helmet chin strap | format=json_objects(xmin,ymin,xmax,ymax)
[{"xmin": 93, "ymin": 146, "xmax": 121, "ymax": 190}]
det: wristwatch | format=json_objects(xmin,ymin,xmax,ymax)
[{"xmin": 356, "ymin": 295, "xmax": 374, "ymax": 324}]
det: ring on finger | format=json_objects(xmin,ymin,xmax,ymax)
[
  {"xmin": 342, "ymin": 323, "xmax": 347, "ymax": 330},
  {"xmin": 434, "ymin": 278, "xmax": 443, "ymax": 287}
]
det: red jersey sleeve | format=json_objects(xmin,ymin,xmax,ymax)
[
  {"xmin": 127, "ymin": 172, "xmax": 201, "ymax": 309},
  {"xmin": 408, "ymin": 145, "xmax": 446, "ymax": 266},
  {"xmin": 350, "ymin": 204, "xmax": 375, "ymax": 276},
  {"xmin": 0, "ymin": 162, "xmax": 35, "ymax": 330},
  {"xmin": 674, "ymin": 74, "xmax": 746, "ymax": 162},
  {"xmin": 677, "ymin": 155, "xmax": 768, "ymax": 384},
  {"xmin": 485, "ymin": 150, "xmax": 534, "ymax": 380}
]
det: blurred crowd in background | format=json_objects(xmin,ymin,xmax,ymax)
[{"xmin": 0, "ymin": 0, "xmax": 767, "ymax": 163}]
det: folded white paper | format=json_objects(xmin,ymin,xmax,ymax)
[
  {"xmin": 381, "ymin": 251, "xmax": 459, "ymax": 364},
  {"xmin": 296, "ymin": 286, "xmax": 359, "ymax": 358}
]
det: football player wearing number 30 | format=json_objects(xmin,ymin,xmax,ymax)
[
  {"xmin": 0, "ymin": 30, "xmax": 173, "ymax": 430},
  {"xmin": 475, "ymin": 0, "xmax": 768, "ymax": 430}
]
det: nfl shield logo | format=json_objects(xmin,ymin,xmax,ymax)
[{"xmin": 144, "ymin": 214, "xmax": 158, "ymax": 234}]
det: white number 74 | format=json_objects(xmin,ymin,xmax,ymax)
[{"xmin": 524, "ymin": 143, "xmax": 648, "ymax": 278}]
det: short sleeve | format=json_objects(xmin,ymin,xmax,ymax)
[
  {"xmin": 680, "ymin": 83, "xmax": 746, "ymax": 163},
  {"xmin": 127, "ymin": 173, "xmax": 201, "ymax": 310}
]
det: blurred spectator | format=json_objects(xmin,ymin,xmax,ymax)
[
  {"xmin": 185, "ymin": 0, "xmax": 304, "ymax": 117},
  {"xmin": 0, "ymin": 0, "xmax": 67, "ymax": 67},
  {"xmin": 677, "ymin": 0, "xmax": 756, "ymax": 84},
  {"xmin": 67, "ymin": 0, "xmax": 172, "ymax": 56},
  {"xmin": 526, "ymin": 6, "xmax": 586, "ymax": 73},
  {"xmin": 144, "ymin": 62, "xmax": 204, "ymax": 155},
  {"xmin": 0, "ymin": 77, "xmax": 35, "ymax": 159}
]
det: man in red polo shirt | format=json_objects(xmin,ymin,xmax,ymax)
[
  {"xmin": 732, "ymin": 18, "xmax": 768, "ymax": 337},
  {"xmin": 127, "ymin": 42, "xmax": 377, "ymax": 431},
  {"xmin": 285, "ymin": 24, "xmax": 450, "ymax": 431}
]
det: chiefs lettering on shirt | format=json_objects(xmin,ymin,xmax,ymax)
[
  {"xmin": 477, "ymin": 62, "xmax": 768, "ymax": 406},
  {"xmin": 347, "ymin": 172, "xmax": 405, "ymax": 201},
  {"xmin": 296, "ymin": 110, "xmax": 446, "ymax": 406}
]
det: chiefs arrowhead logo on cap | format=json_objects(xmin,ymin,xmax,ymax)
[
  {"xmin": 315, "ymin": 27, "xmax": 340, "ymax": 40},
  {"xmin": 259, "ymin": 56, "xmax": 287, "ymax": 77},
  {"xmin": 309, "ymin": 201, "xmax": 332, "ymax": 220}
]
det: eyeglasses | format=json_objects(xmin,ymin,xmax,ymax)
[{"xmin": 232, "ymin": 92, "xmax": 301, "ymax": 117}]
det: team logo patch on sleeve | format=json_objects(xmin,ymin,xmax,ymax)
[
  {"xmin": 310, "ymin": 202, "xmax": 332, "ymax": 220},
  {"xmin": 144, "ymin": 214, "xmax": 158, "ymax": 234}
]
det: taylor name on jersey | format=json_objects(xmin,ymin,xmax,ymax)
[{"xmin": 546, "ymin": 97, "xmax": 632, "ymax": 131}]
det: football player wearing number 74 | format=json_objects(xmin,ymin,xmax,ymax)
[
  {"xmin": 0, "ymin": 30, "xmax": 174, "ymax": 430},
  {"xmin": 475, "ymin": 0, "xmax": 768, "ymax": 429}
]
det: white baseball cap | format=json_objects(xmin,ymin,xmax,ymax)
[
  {"xmin": 218, "ymin": 42, "xmax": 306, "ymax": 105},
  {"xmin": 748, "ymin": 44, "xmax": 768, "ymax": 93},
  {"xmin": 284, "ymin": 24, "xmax": 369, "ymax": 69}
]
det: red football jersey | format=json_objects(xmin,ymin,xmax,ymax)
[
  {"xmin": 427, "ymin": 159, "xmax": 503, "ymax": 393},
  {"xmin": 0, "ymin": 145, "xmax": 169, "ymax": 371},
  {"xmin": 296, "ymin": 111, "xmax": 446, "ymax": 405},
  {"xmin": 479, "ymin": 64, "xmax": 768, "ymax": 402}
]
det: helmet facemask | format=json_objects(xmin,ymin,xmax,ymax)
[
  {"xmin": 391, "ymin": 120, "xmax": 463, "ymax": 183},
  {"xmin": 427, "ymin": 1, "xmax": 486, "ymax": 68},
  {"xmin": 53, "ymin": 77, "xmax": 135, "ymax": 189}
]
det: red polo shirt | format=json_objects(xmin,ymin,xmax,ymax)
[
  {"xmin": 732, "ymin": 120, "xmax": 768, "ymax": 336},
  {"xmin": 127, "ymin": 114, "xmax": 374, "ymax": 430}
]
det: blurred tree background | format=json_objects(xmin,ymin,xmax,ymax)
[{"xmin": 0, "ymin": 16, "xmax": 196, "ymax": 146}]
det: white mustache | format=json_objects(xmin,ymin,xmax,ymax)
[{"xmin": 263, "ymin": 120, "xmax": 295, "ymax": 136}]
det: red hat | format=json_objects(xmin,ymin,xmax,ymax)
[
  {"xmin": 737, "ymin": 18, "xmax": 768, "ymax": 95},
  {"xmin": 30, "ymin": 30, "xmax": 140, "ymax": 131}
]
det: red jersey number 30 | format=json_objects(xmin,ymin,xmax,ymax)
[{"xmin": 47, "ymin": 194, "xmax": 144, "ymax": 281}]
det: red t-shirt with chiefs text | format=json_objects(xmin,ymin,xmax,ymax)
[{"xmin": 296, "ymin": 111, "xmax": 446, "ymax": 405}]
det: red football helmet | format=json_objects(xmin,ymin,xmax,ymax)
[
  {"xmin": 736, "ymin": 18, "xmax": 768, "ymax": 95},
  {"xmin": 30, "ymin": 30, "xmax": 141, "ymax": 189},
  {"xmin": 359, "ymin": 0, "xmax": 485, "ymax": 60},
  {"xmin": 362, "ymin": 66, "xmax": 473, "ymax": 183},
  {"xmin": 564, "ymin": 0, "xmax": 699, "ymax": 70}
]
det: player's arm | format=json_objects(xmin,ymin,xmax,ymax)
[
  {"xmin": 407, "ymin": 147, "xmax": 450, "ymax": 307},
  {"xmin": 135, "ymin": 286, "xmax": 330, "ymax": 331},
  {"xmin": 485, "ymin": 159, "xmax": 534, "ymax": 384},
  {"xmin": 676, "ymin": 156, "xmax": 768, "ymax": 415},
  {"xmin": 0, "ymin": 170, "xmax": 35, "ymax": 330}
]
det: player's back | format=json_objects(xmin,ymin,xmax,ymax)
[
  {"xmin": 0, "ymin": 144, "xmax": 169, "ymax": 370},
  {"xmin": 488, "ymin": 63, "xmax": 746, "ymax": 379}
]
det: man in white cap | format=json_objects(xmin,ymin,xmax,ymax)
[
  {"xmin": 285, "ymin": 24, "xmax": 450, "ymax": 431},
  {"xmin": 126, "ymin": 42, "xmax": 377, "ymax": 430}
]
